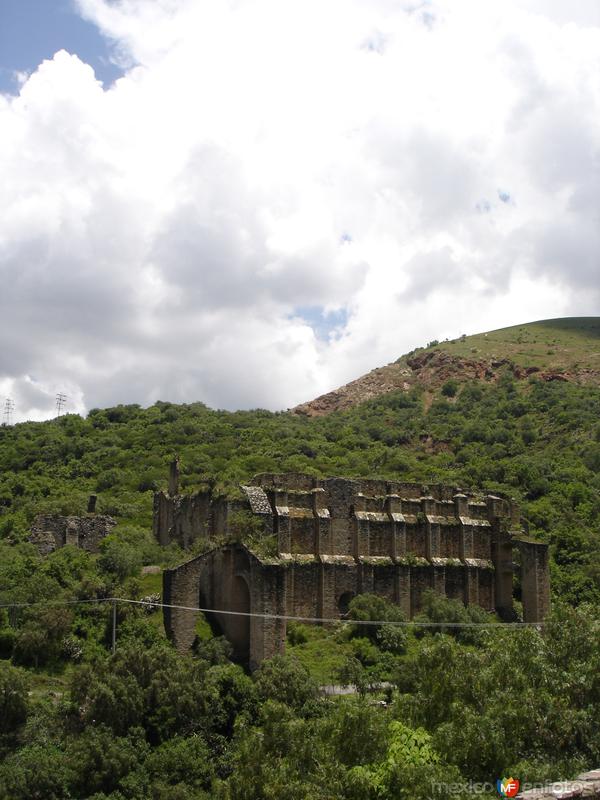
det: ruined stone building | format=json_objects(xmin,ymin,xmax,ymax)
[
  {"xmin": 156, "ymin": 464, "xmax": 550, "ymax": 669},
  {"xmin": 29, "ymin": 497, "xmax": 116, "ymax": 555}
]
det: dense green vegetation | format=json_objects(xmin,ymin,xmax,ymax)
[
  {"xmin": 0, "ymin": 594, "xmax": 598, "ymax": 799},
  {"xmin": 1, "ymin": 370, "xmax": 599, "ymax": 606},
  {"xmin": 1, "ymin": 319, "xmax": 599, "ymax": 797}
]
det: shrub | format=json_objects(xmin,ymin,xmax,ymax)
[
  {"xmin": 254, "ymin": 654, "xmax": 318, "ymax": 710},
  {"xmin": 12, "ymin": 607, "xmax": 73, "ymax": 667},
  {"xmin": 0, "ymin": 661, "xmax": 28, "ymax": 733},
  {"xmin": 441, "ymin": 380, "xmax": 458, "ymax": 398},
  {"xmin": 347, "ymin": 593, "xmax": 407, "ymax": 651}
]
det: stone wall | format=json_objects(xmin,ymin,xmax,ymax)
[
  {"xmin": 153, "ymin": 490, "xmax": 213, "ymax": 548},
  {"xmin": 29, "ymin": 514, "xmax": 116, "ymax": 555},
  {"xmin": 159, "ymin": 472, "xmax": 551, "ymax": 665},
  {"xmin": 518, "ymin": 539, "xmax": 552, "ymax": 622},
  {"xmin": 156, "ymin": 472, "xmax": 521, "ymax": 562},
  {"xmin": 153, "ymin": 486, "xmax": 246, "ymax": 550},
  {"xmin": 164, "ymin": 543, "xmax": 286, "ymax": 670},
  {"xmin": 163, "ymin": 541, "xmax": 500, "ymax": 667}
]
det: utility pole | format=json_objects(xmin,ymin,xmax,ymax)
[
  {"xmin": 3, "ymin": 398, "xmax": 14, "ymax": 426},
  {"xmin": 111, "ymin": 599, "xmax": 117, "ymax": 654},
  {"xmin": 55, "ymin": 393, "xmax": 67, "ymax": 417}
]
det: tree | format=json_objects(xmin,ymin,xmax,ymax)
[
  {"xmin": 0, "ymin": 661, "xmax": 28, "ymax": 734},
  {"xmin": 254, "ymin": 654, "xmax": 319, "ymax": 711},
  {"xmin": 12, "ymin": 607, "xmax": 73, "ymax": 667},
  {"xmin": 0, "ymin": 744, "xmax": 70, "ymax": 800},
  {"xmin": 347, "ymin": 593, "xmax": 408, "ymax": 653}
]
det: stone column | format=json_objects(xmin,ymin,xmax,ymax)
[
  {"xmin": 154, "ymin": 492, "xmax": 174, "ymax": 547},
  {"xmin": 273, "ymin": 489, "xmax": 290, "ymax": 553},
  {"xmin": 453, "ymin": 492, "xmax": 468, "ymax": 517},
  {"xmin": 65, "ymin": 520, "xmax": 79, "ymax": 547},
  {"xmin": 386, "ymin": 494, "xmax": 405, "ymax": 559},
  {"xmin": 455, "ymin": 493, "xmax": 472, "ymax": 560},
  {"xmin": 519, "ymin": 541, "xmax": 551, "ymax": 622},
  {"xmin": 486, "ymin": 495, "xmax": 503, "ymax": 520},
  {"xmin": 396, "ymin": 564, "xmax": 411, "ymax": 617},
  {"xmin": 423, "ymin": 496, "xmax": 438, "ymax": 559},
  {"xmin": 465, "ymin": 565, "xmax": 479, "ymax": 606},
  {"xmin": 312, "ymin": 488, "xmax": 327, "ymax": 556},
  {"xmin": 433, "ymin": 565, "xmax": 446, "ymax": 598},
  {"xmin": 493, "ymin": 540, "xmax": 514, "ymax": 618},
  {"xmin": 359, "ymin": 561, "xmax": 375, "ymax": 594},
  {"xmin": 168, "ymin": 456, "xmax": 180, "ymax": 496},
  {"xmin": 351, "ymin": 493, "xmax": 367, "ymax": 558},
  {"xmin": 250, "ymin": 564, "xmax": 286, "ymax": 670},
  {"xmin": 163, "ymin": 558, "xmax": 203, "ymax": 653}
]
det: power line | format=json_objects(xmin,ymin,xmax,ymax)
[
  {"xmin": 0, "ymin": 595, "xmax": 556, "ymax": 660},
  {"xmin": 122, "ymin": 597, "xmax": 547, "ymax": 628},
  {"xmin": 0, "ymin": 595, "xmax": 549, "ymax": 629},
  {"xmin": 3, "ymin": 398, "xmax": 14, "ymax": 426},
  {"xmin": 55, "ymin": 393, "xmax": 67, "ymax": 416}
]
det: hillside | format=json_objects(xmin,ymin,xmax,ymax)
[
  {"xmin": 292, "ymin": 317, "xmax": 600, "ymax": 416},
  {"xmin": 0, "ymin": 323, "xmax": 599, "ymax": 607},
  {"xmin": 1, "ymin": 317, "xmax": 600, "ymax": 797}
]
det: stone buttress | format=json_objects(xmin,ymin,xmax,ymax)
[{"xmin": 159, "ymin": 471, "xmax": 550, "ymax": 666}]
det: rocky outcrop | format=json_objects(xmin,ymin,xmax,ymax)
[
  {"xmin": 292, "ymin": 363, "xmax": 413, "ymax": 416},
  {"xmin": 292, "ymin": 349, "xmax": 600, "ymax": 417}
]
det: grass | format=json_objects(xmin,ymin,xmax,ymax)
[
  {"xmin": 194, "ymin": 613, "xmax": 214, "ymax": 642},
  {"xmin": 27, "ymin": 663, "xmax": 74, "ymax": 700},
  {"xmin": 287, "ymin": 623, "xmax": 353, "ymax": 684},
  {"xmin": 430, "ymin": 317, "xmax": 600, "ymax": 371},
  {"xmin": 138, "ymin": 569, "xmax": 163, "ymax": 596}
]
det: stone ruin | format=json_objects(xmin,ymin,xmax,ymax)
[
  {"xmin": 155, "ymin": 461, "xmax": 550, "ymax": 669},
  {"xmin": 29, "ymin": 496, "xmax": 116, "ymax": 556}
]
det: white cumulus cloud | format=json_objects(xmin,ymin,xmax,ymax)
[{"xmin": 0, "ymin": 0, "xmax": 598, "ymax": 420}]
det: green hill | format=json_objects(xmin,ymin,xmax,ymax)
[
  {"xmin": 431, "ymin": 316, "xmax": 600, "ymax": 368},
  {"xmin": 1, "ymin": 317, "xmax": 599, "ymax": 797},
  {"xmin": 1, "ymin": 317, "xmax": 599, "ymax": 607},
  {"xmin": 293, "ymin": 316, "xmax": 600, "ymax": 416}
]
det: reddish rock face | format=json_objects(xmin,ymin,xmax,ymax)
[{"xmin": 291, "ymin": 348, "xmax": 599, "ymax": 417}]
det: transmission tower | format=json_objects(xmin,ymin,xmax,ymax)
[
  {"xmin": 3, "ymin": 398, "xmax": 14, "ymax": 426},
  {"xmin": 56, "ymin": 393, "xmax": 68, "ymax": 417}
]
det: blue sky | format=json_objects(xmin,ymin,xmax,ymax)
[
  {"xmin": 293, "ymin": 307, "xmax": 349, "ymax": 342},
  {"xmin": 0, "ymin": 0, "xmax": 122, "ymax": 93}
]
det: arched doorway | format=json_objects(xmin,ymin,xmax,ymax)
[
  {"xmin": 198, "ymin": 588, "xmax": 224, "ymax": 642},
  {"xmin": 228, "ymin": 575, "xmax": 251, "ymax": 663},
  {"xmin": 338, "ymin": 591, "xmax": 355, "ymax": 618}
]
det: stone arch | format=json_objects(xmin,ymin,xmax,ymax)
[
  {"xmin": 338, "ymin": 591, "xmax": 355, "ymax": 617},
  {"xmin": 198, "ymin": 586, "xmax": 223, "ymax": 641},
  {"xmin": 64, "ymin": 521, "xmax": 79, "ymax": 547},
  {"xmin": 226, "ymin": 574, "xmax": 251, "ymax": 663}
]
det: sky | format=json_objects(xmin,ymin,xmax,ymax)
[{"xmin": 0, "ymin": 0, "xmax": 599, "ymax": 422}]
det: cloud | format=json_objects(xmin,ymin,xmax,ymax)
[{"xmin": 0, "ymin": 0, "xmax": 598, "ymax": 420}]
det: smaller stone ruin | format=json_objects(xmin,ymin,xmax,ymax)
[{"xmin": 29, "ymin": 501, "xmax": 116, "ymax": 556}]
